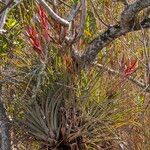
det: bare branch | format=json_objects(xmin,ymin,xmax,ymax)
[
  {"xmin": 90, "ymin": 0, "xmax": 109, "ymax": 28},
  {"xmin": 77, "ymin": 0, "xmax": 150, "ymax": 68},
  {"xmin": 65, "ymin": 0, "xmax": 87, "ymax": 43},
  {"xmin": 74, "ymin": 0, "xmax": 87, "ymax": 41},
  {"xmin": 37, "ymin": 0, "xmax": 70, "ymax": 26},
  {"xmin": 121, "ymin": 0, "xmax": 150, "ymax": 26},
  {"xmin": 96, "ymin": 63, "xmax": 150, "ymax": 93},
  {"xmin": 0, "ymin": 86, "xmax": 11, "ymax": 150},
  {"xmin": 80, "ymin": 17, "xmax": 150, "ymax": 68},
  {"xmin": 66, "ymin": 4, "xmax": 81, "ymax": 22},
  {"xmin": 0, "ymin": 0, "xmax": 22, "ymax": 32},
  {"xmin": 0, "ymin": 0, "xmax": 12, "ymax": 31},
  {"xmin": 0, "ymin": 9, "xmax": 8, "ymax": 32},
  {"xmin": 0, "ymin": 0, "xmax": 13, "ymax": 15}
]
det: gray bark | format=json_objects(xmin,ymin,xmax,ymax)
[
  {"xmin": 0, "ymin": 86, "xmax": 11, "ymax": 150},
  {"xmin": 81, "ymin": 18, "xmax": 150, "ymax": 67},
  {"xmin": 121, "ymin": 0, "xmax": 150, "ymax": 25}
]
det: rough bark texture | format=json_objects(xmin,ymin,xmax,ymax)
[
  {"xmin": 0, "ymin": 86, "xmax": 11, "ymax": 150},
  {"xmin": 81, "ymin": 18, "xmax": 150, "ymax": 67},
  {"xmin": 80, "ymin": 0, "xmax": 150, "ymax": 68},
  {"xmin": 121, "ymin": 0, "xmax": 150, "ymax": 25}
]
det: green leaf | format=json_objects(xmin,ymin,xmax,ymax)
[
  {"xmin": 6, "ymin": 15, "xmax": 17, "ymax": 29},
  {"xmin": 0, "ymin": 35, "xmax": 8, "ymax": 54},
  {"xmin": 72, "ymin": 0, "xmax": 79, "ymax": 4}
]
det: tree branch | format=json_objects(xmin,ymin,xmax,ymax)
[
  {"xmin": 0, "ymin": 8, "xmax": 8, "ymax": 32},
  {"xmin": 80, "ymin": 17, "xmax": 150, "ymax": 68},
  {"xmin": 0, "ymin": 86, "xmax": 11, "ymax": 150},
  {"xmin": 74, "ymin": 0, "xmax": 87, "ymax": 42},
  {"xmin": 0, "ymin": 0, "xmax": 22, "ymax": 32},
  {"xmin": 0, "ymin": 0, "xmax": 12, "ymax": 32},
  {"xmin": 79, "ymin": 0, "xmax": 150, "ymax": 68},
  {"xmin": 0, "ymin": 0, "xmax": 13, "ymax": 15},
  {"xmin": 96, "ymin": 63, "xmax": 150, "ymax": 93},
  {"xmin": 121, "ymin": 0, "xmax": 150, "ymax": 26},
  {"xmin": 37, "ymin": 0, "xmax": 70, "ymax": 26},
  {"xmin": 66, "ymin": 4, "xmax": 81, "ymax": 22}
]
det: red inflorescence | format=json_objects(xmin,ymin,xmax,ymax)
[
  {"xmin": 124, "ymin": 59, "xmax": 138, "ymax": 77},
  {"xmin": 26, "ymin": 26, "xmax": 44, "ymax": 57},
  {"xmin": 38, "ymin": 5, "xmax": 49, "ymax": 41},
  {"xmin": 119, "ymin": 55, "xmax": 138, "ymax": 77},
  {"xmin": 26, "ymin": 5, "xmax": 51, "ymax": 58}
]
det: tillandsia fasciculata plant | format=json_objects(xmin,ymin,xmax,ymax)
[{"xmin": 0, "ymin": 0, "xmax": 150, "ymax": 149}]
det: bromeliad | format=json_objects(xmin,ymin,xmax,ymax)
[
  {"xmin": 119, "ymin": 56, "xmax": 138, "ymax": 77},
  {"xmin": 26, "ymin": 5, "xmax": 51, "ymax": 58},
  {"xmin": 124, "ymin": 59, "xmax": 138, "ymax": 77},
  {"xmin": 26, "ymin": 26, "xmax": 44, "ymax": 57},
  {"xmin": 38, "ymin": 5, "xmax": 49, "ymax": 41}
]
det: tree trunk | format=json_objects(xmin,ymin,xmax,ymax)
[{"xmin": 0, "ymin": 86, "xmax": 11, "ymax": 150}]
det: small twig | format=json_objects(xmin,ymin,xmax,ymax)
[
  {"xmin": 64, "ymin": 4, "xmax": 81, "ymax": 42},
  {"xmin": 0, "ymin": 0, "xmax": 13, "ymax": 15},
  {"xmin": 73, "ymin": 0, "xmax": 87, "ymax": 42},
  {"xmin": 66, "ymin": 3, "xmax": 81, "ymax": 22},
  {"xmin": 0, "ymin": 9, "xmax": 8, "ymax": 31},
  {"xmin": 37, "ymin": 0, "xmax": 70, "ymax": 27},
  {"xmin": 58, "ymin": 0, "xmax": 71, "ymax": 8},
  {"xmin": 56, "ymin": 82, "xmax": 76, "ymax": 90},
  {"xmin": 0, "ymin": 0, "xmax": 10, "ymax": 30},
  {"xmin": 90, "ymin": 0, "xmax": 109, "ymax": 28},
  {"xmin": 0, "ymin": 0, "xmax": 22, "ymax": 32},
  {"xmin": 96, "ymin": 63, "xmax": 150, "ymax": 92}
]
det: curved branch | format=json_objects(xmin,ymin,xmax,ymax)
[
  {"xmin": 0, "ymin": 0, "xmax": 23, "ymax": 32},
  {"xmin": 37, "ymin": 0, "xmax": 70, "ymax": 26},
  {"xmin": 0, "ymin": 0, "xmax": 13, "ymax": 15},
  {"xmin": 79, "ymin": 0, "xmax": 150, "ymax": 68},
  {"xmin": 0, "ymin": 9, "xmax": 8, "ymax": 32},
  {"xmin": 0, "ymin": 0, "xmax": 12, "ymax": 31},
  {"xmin": 80, "ymin": 18, "xmax": 150, "ymax": 68},
  {"xmin": 121, "ymin": 0, "xmax": 150, "ymax": 25}
]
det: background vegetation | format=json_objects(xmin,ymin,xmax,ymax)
[{"xmin": 0, "ymin": 0, "xmax": 150, "ymax": 149}]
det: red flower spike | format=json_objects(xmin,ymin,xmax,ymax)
[
  {"xmin": 38, "ymin": 5, "xmax": 49, "ymax": 41},
  {"xmin": 124, "ymin": 59, "xmax": 138, "ymax": 77},
  {"xmin": 39, "ymin": 5, "xmax": 46, "ymax": 17},
  {"xmin": 29, "ymin": 38, "xmax": 40, "ymax": 49},
  {"xmin": 26, "ymin": 26, "xmax": 37, "ymax": 38},
  {"xmin": 38, "ymin": 5, "xmax": 48, "ymax": 29},
  {"xmin": 26, "ymin": 26, "xmax": 44, "ymax": 57}
]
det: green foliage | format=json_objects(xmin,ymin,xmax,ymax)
[
  {"xmin": 72, "ymin": 0, "xmax": 80, "ymax": 4},
  {"xmin": 0, "ymin": 0, "xmax": 150, "ymax": 149},
  {"xmin": 0, "ymin": 35, "xmax": 8, "ymax": 54}
]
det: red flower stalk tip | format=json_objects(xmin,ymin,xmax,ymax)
[
  {"xmin": 26, "ymin": 26, "xmax": 44, "ymax": 57},
  {"xmin": 27, "ymin": 26, "xmax": 36, "ymax": 38},
  {"xmin": 123, "ymin": 59, "xmax": 138, "ymax": 77},
  {"xmin": 38, "ymin": 5, "xmax": 49, "ymax": 41},
  {"xmin": 38, "ymin": 5, "xmax": 48, "ymax": 29},
  {"xmin": 38, "ymin": 5, "xmax": 46, "ymax": 18}
]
